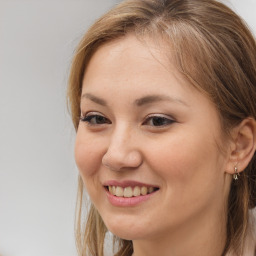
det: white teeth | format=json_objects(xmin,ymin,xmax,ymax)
[
  {"xmin": 112, "ymin": 186, "xmax": 116, "ymax": 195},
  {"xmin": 124, "ymin": 187, "xmax": 133, "ymax": 198},
  {"xmin": 115, "ymin": 186, "xmax": 124, "ymax": 197},
  {"xmin": 141, "ymin": 186, "xmax": 148, "ymax": 195},
  {"xmin": 108, "ymin": 185, "xmax": 156, "ymax": 197},
  {"xmin": 133, "ymin": 186, "xmax": 140, "ymax": 197}
]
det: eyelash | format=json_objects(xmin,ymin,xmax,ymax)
[
  {"xmin": 142, "ymin": 115, "xmax": 175, "ymax": 127},
  {"xmin": 80, "ymin": 113, "xmax": 175, "ymax": 127},
  {"xmin": 80, "ymin": 114, "xmax": 111, "ymax": 126}
]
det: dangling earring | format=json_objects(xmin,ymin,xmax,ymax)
[{"xmin": 233, "ymin": 166, "xmax": 239, "ymax": 180}]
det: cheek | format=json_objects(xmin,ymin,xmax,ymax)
[
  {"xmin": 146, "ymin": 132, "xmax": 222, "ymax": 189},
  {"xmin": 74, "ymin": 135, "xmax": 106, "ymax": 205},
  {"xmin": 75, "ymin": 141, "xmax": 100, "ymax": 177},
  {"xmin": 74, "ymin": 130, "xmax": 106, "ymax": 186},
  {"xmin": 144, "ymin": 133, "xmax": 226, "ymax": 224}
]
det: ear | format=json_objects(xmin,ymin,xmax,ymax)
[{"xmin": 225, "ymin": 118, "xmax": 256, "ymax": 175}]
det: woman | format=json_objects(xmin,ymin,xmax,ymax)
[{"xmin": 67, "ymin": 0, "xmax": 256, "ymax": 255}]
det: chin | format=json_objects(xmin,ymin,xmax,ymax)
[
  {"xmin": 103, "ymin": 215, "xmax": 148, "ymax": 240},
  {"xmin": 108, "ymin": 227, "xmax": 143, "ymax": 241}
]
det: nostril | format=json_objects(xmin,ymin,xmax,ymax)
[{"xmin": 102, "ymin": 162, "xmax": 119, "ymax": 172}]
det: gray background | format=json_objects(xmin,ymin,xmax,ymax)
[{"xmin": 0, "ymin": 1, "xmax": 255, "ymax": 256}]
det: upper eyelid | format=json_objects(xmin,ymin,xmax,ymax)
[
  {"xmin": 80, "ymin": 111, "xmax": 108, "ymax": 120},
  {"xmin": 81, "ymin": 111, "xmax": 106, "ymax": 117},
  {"xmin": 144, "ymin": 113, "xmax": 175, "ymax": 121}
]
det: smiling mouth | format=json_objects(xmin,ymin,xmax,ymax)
[{"xmin": 105, "ymin": 186, "xmax": 159, "ymax": 198}]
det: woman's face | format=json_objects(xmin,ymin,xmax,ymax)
[{"xmin": 75, "ymin": 34, "xmax": 232, "ymax": 240}]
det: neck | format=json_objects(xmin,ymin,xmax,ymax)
[{"xmin": 132, "ymin": 205, "xmax": 227, "ymax": 256}]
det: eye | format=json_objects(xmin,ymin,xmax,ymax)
[
  {"xmin": 142, "ymin": 115, "xmax": 175, "ymax": 127},
  {"xmin": 80, "ymin": 113, "xmax": 111, "ymax": 125}
]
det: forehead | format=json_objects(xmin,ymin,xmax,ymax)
[
  {"xmin": 86, "ymin": 35, "xmax": 169, "ymax": 70},
  {"xmin": 82, "ymin": 34, "xmax": 185, "ymax": 92}
]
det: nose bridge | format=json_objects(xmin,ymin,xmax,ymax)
[
  {"xmin": 112, "ymin": 122, "xmax": 131, "ymax": 149},
  {"xmin": 102, "ymin": 122, "xmax": 142, "ymax": 171}
]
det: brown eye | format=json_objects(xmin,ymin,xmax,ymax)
[
  {"xmin": 143, "ymin": 116, "xmax": 175, "ymax": 127},
  {"xmin": 80, "ymin": 114, "xmax": 111, "ymax": 125}
]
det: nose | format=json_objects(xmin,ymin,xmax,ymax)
[{"xmin": 102, "ymin": 125, "xmax": 143, "ymax": 171}]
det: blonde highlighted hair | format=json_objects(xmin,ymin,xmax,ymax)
[{"xmin": 67, "ymin": 0, "xmax": 256, "ymax": 255}]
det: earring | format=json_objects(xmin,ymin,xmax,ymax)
[{"xmin": 233, "ymin": 166, "xmax": 239, "ymax": 180}]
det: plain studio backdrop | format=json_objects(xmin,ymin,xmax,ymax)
[{"xmin": 0, "ymin": 1, "xmax": 255, "ymax": 256}]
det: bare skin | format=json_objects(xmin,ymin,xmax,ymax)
[{"xmin": 75, "ymin": 34, "xmax": 256, "ymax": 256}]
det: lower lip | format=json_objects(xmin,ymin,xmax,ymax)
[{"xmin": 106, "ymin": 189, "xmax": 158, "ymax": 207}]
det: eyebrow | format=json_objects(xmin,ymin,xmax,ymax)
[
  {"xmin": 81, "ymin": 93, "xmax": 188, "ymax": 107},
  {"xmin": 134, "ymin": 94, "xmax": 188, "ymax": 107},
  {"xmin": 82, "ymin": 93, "xmax": 107, "ymax": 106}
]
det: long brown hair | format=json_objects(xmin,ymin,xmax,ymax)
[{"xmin": 67, "ymin": 0, "xmax": 256, "ymax": 255}]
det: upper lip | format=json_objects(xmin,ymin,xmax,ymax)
[{"xmin": 102, "ymin": 180, "xmax": 159, "ymax": 188}]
